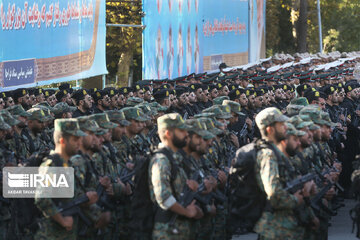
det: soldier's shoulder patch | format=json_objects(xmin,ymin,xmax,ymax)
[{"xmin": 69, "ymin": 154, "xmax": 84, "ymax": 166}]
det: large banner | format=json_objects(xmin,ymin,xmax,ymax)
[
  {"xmin": 142, "ymin": 0, "xmax": 251, "ymax": 79},
  {"xmin": 0, "ymin": 0, "xmax": 107, "ymax": 90}
]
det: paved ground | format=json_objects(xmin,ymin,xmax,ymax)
[{"xmin": 232, "ymin": 199, "xmax": 358, "ymax": 240}]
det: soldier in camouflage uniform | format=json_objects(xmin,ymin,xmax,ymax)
[
  {"xmin": 23, "ymin": 108, "xmax": 49, "ymax": 157},
  {"xmin": 149, "ymin": 113, "xmax": 204, "ymax": 240},
  {"xmin": 70, "ymin": 116, "xmax": 111, "ymax": 239},
  {"xmin": 121, "ymin": 107, "xmax": 148, "ymax": 168},
  {"xmin": 182, "ymin": 118, "xmax": 217, "ymax": 240},
  {"xmin": 52, "ymin": 102, "xmax": 77, "ymax": 119},
  {"xmin": 202, "ymin": 105, "xmax": 231, "ymax": 239},
  {"xmin": 254, "ymin": 107, "xmax": 314, "ymax": 240},
  {"xmin": 90, "ymin": 113, "xmax": 130, "ymax": 240},
  {"xmin": 0, "ymin": 116, "xmax": 12, "ymax": 240},
  {"xmin": 7, "ymin": 105, "xmax": 31, "ymax": 162},
  {"xmin": 106, "ymin": 110, "xmax": 134, "ymax": 239},
  {"xmin": 35, "ymin": 118, "xmax": 99, "ymax": 240}
]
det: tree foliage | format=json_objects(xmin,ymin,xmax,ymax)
[
  {"xmin": 106, "ymin": 0, "xmax": 143, "ymax": 86},
  {"xmin": 266, "ymin": 0, "xmax": 360, "ymax": 55}
]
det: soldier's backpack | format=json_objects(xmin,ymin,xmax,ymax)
[
  {"xmin": 227, "ymin": 139, "xmax": 281, "ymax": 234},
  {"xmin": 129, "ymin": 147, "xmax": 179, "ymax": 235}
]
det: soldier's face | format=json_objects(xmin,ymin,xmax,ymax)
[
  {"xmin": 311, "ymin": 128, "xmax": 322, "ymax": 142},
  {"xmin": 216, "ymin": 119, "xmax": 227, "ymax": 130},
  {"xmin": 112, "ymin": 126, "xmax": 125, "ymax": 141},
  {"xmin": 273, "ymin": 122, "xmax": 287, "ymax": 142},
  {"xmin": 30, "ymin": 120, "xmax": 44, "ymax": 134},
  {"xmin": 83, "ymin": 95, "xmax": 92, "ymax": 109},
  {"xmin": 211, "ymin": 89, "xmax": 218, "ymax": 99},
  {"xmin": 29, "ymin": 95, "xmax": 36, "ymax": 106},
  {"xmin": 179, "ymin": 93, "xmax": 188, "ymax": 105},
  {"xmin": 220, "ymin": 86, "xmax": 229, "ymax": 96},
  {"xmin": 144, "ymin": 91, "xmax": 152, "ymax": 101},
  {"xmin": 300, "ymin": 127, "xmax": 312, "ymax": 148},
  {"xmin": 82, "ymin": 131, "xmax": 94, "ymax": 150},
  {"xmin": 101, "ymin": 95, "xmax": 111, "ymax": 107},
  {"xmin": 66, "ymin": 136, "xmax": 81, "ymax": 156},
  {"xmin": 37, "ymin": 94, "xmax": 45, "ymax": 103},
  {"xmin": 188, "ymin": 133, "xmax": 201, "ymax": 152},
  {"xmin": 17, "ymin": 116, "xmax": 27, "ymax": 128},
  {"xmin": 118, "ymin": 95, "xmax": 125, "ymax": 106},
  {"xmin": 285, "ymin": 135, "xmax": 300, "ymax": 157},
  {"xmin": 254, "ymin": 96, "xmax": 263, "ymax": 108},
  {"xmin": 197, "ymin": 137, "xmax": 208, "ymax": 155},
  {"xmin": 92, "ymin": 135, "xmax": 104, "ymax": 152},
  {"xmin": 264, "ymin": 94, "xmax": 271, "ymax": 105},
  {"xmin": 317, "ymin": 98, "xmax": 326, "ymax": 110},
  {"xmin": 229, "ymin": 113, "xmax": 238, "ymax": 125},
  {"xmin": 248, "ymin": 95, "xmax": 255, "ymax": 108},
  {"xmin": 195, "ymin": 88, "xmax": 204, "ymax": 101},
  {"xmin": 103, "ymin": 129, "xmax": 112, "ymax": 142},
  {"xmin": 338, "ymin": 90, "xmax": 345, "ymax": 102},
  {"xmin": 351, "ymin": 89, "xmax": 359, "ymax": 100},
  {"xmin": 171, "ymin": 128, "xmax": 188, "ymax": 149},
  {"xmin": 188, "ymin": 92, "xmax": 196, "ymax": 102},
  {"xmin": 275, "ymin": 89, "xmax": 282, "ymax": 99},
  {"xmin": 6, "ymin": 97, "xmax": 14, "ymax": 107},
  {"xmin": 66, "ymin": 94, "xmax": 73, "ymax": 106},
  {"xmin": 136, "ymin": 90, "xmax": 145, "ymax": 99},
  {"xmin": 128, "ymin": 120, "xmax": 143, "ymax": 134},
  {"xmin": 239, "ymin": 94, "xmax": 248, "ymax": 107},
  {"xmin": 203, "ymin": 90, "xmax": 209, "ymax": 102},
  {"xmin": 321, "ymin": 125, "xmax": 331, "ymax": 141},
  {"xmin": 110, "ymin": 95, "xmax": 119, "ymax": 108},
  {"xmin": 331, "ymin": 92, "xmax": 339, "ymax": 104}
]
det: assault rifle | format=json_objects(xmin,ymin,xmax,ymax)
[
  {"xmin": 96, "ymin": 183, "xmax": 116, "ymax": 210},
  {"xmin": 57, "ymin": 194, "xmax": 92, "ymax": 236},
  {"xmin": 119, "ymin": 168, "xmax": 136, "ymax": 187},
  {"xmin": 148, "ymin": 126, "xmax": 158, "ymax": 140},
  {"xmin": 321, "ymin": 167, "xmax": 344, "ymax": 192},
  {"xmin": 168, "ymin": 171, "xmax": 214, "ymax": 234},
  {"xmin": 310, "ymin": 181, "xmax": 336, "ymax": 216},
  {"xmin": 284, "ymin": 172, "xmax": 318, "ymax": 194},
  {"xmin": 239, "ymin": 122, "xmax": 249, "ymax": 145}
]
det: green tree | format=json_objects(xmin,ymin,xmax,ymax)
[
  {"xmin": 106, "ymin": 0, "xmax": 143, "ymax": 87},
  {"xmin": 266, "ymin": 0, "xmax": 360, "ymax": 56}
]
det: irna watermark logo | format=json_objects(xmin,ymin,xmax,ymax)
[{"xmin": 2, "ymin": 167, "xmax": 74, "ymax": 198}]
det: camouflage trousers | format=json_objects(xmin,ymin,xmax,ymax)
[
  {"xmin": 195, "ymin": 215, "xmax": 214, "ymax": 240},
  {"xmin": 213, "ymin": 205, "xmax": 227, "ymax": 240},
  {"xmin": 152, "ymin": 219, "xmax": 195, "ymax": 240},
  {"xmin": 34, "ymin": 218, "xmax": 78, "ymax": 240},
  {"xmin": 0, "ymin": 220, "xmax": 9, "ymax": 240}
]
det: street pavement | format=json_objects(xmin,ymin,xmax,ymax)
[{"xmin": 232, "ymin": 199, "xmax": 358, "ymax": 240}]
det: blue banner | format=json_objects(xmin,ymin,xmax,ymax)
[
  {"xmin": 0, "ymin": 0, "xmax": 107, "ymax": 90},
  {"xmin": 143, "ymin": 0, "xmax": 250, "ymax": 79}
]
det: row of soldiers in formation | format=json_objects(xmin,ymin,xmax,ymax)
[{"xmin": 0, "ymin": 52, "xmax": 359, "ymax": 240}]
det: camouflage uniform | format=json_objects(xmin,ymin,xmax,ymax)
[
  {"xmin": 149, "ymin": 114, "xmax": 195, "ymax": 240},
  {"xmin": 0, "ymin": 117, "xmax": 11, "ymax": 240},
  {"xmin": 22, "ymin": 108, "xmax": 50, "ymax": 157},
  {"xmin": 35, "ymin": 151, "xmax": 81, "ymax": 240},
  {"xmin": 254, "ymin": 108, "xmax": 304, "ymax": 240},
  {"xmin": 35, "ymin": 119, "xmax": 87, "ymax": 240}
]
